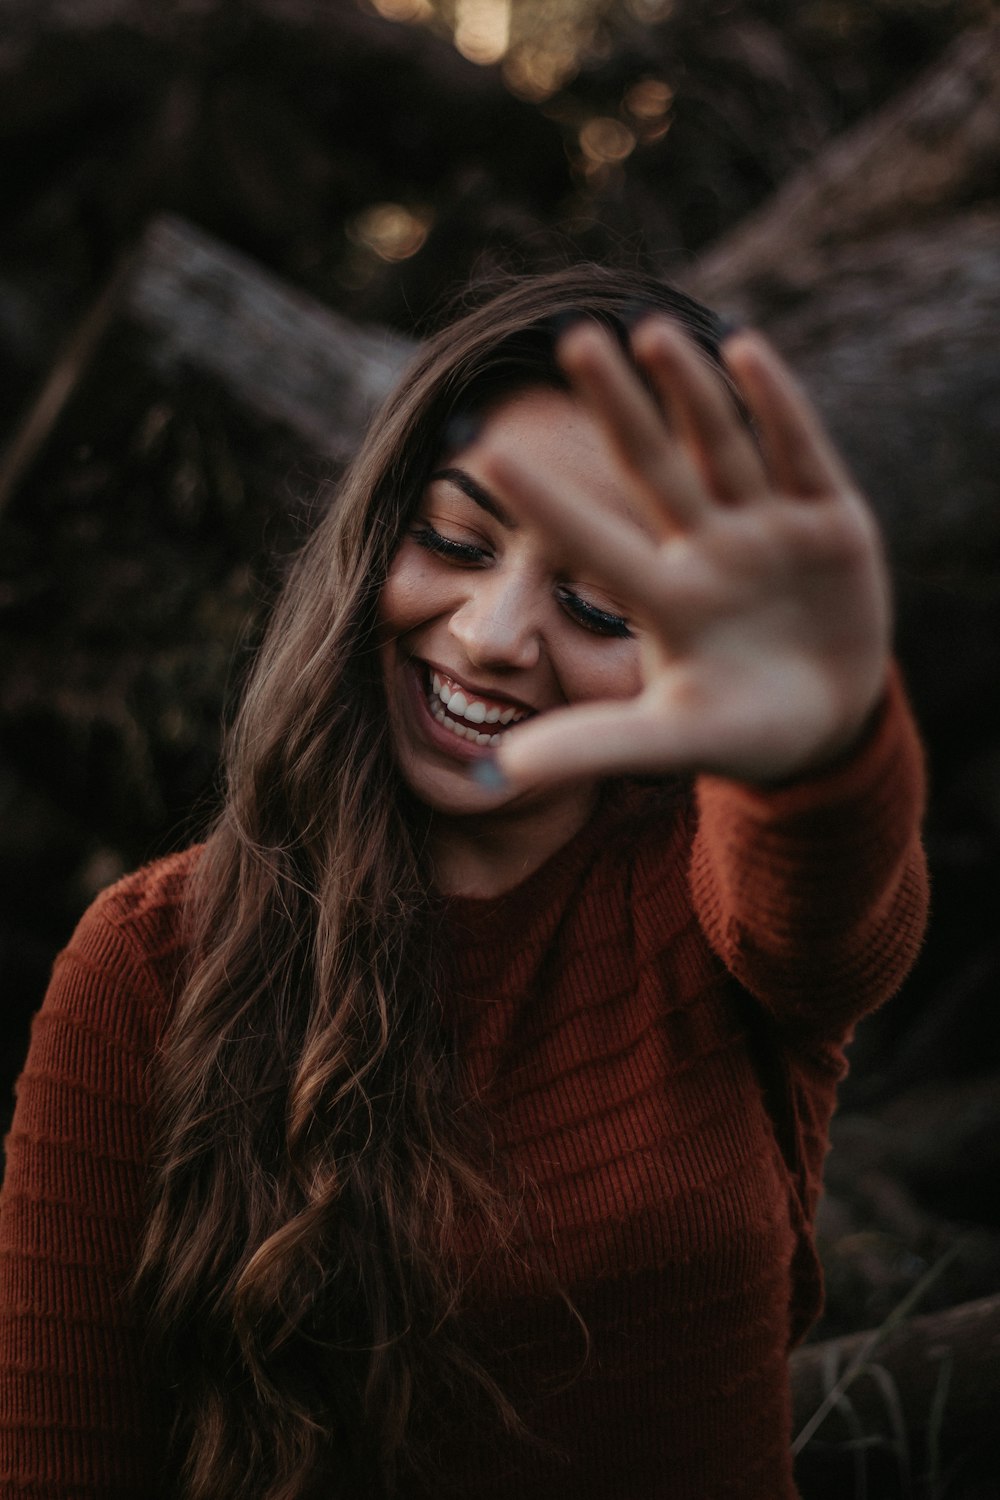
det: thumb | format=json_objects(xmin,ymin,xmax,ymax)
[{"xmin": 481, "ymin": 696, "xmax": 689, "ymax": 792}]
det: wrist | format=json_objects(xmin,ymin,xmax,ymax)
[{"xmin": 747, "ymin": 691, "xmax": 889, "ymax": 793}]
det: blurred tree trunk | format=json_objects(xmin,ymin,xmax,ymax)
[
  {"xmin": 688, "ymin": 19, "xmax": 1000, "ymax": 320},
  {"xmin": 791, "ymin": 1294, "xmax": 1000, "ymax": 1497},
  {"xmin": 730, "ymin": 207, "xmax": 1000, "ymax": 582},
  {"xmin": 0, "ymin": 215, "xmax": 414, "ymax": 514},
  {"xmin": 683, "ymin": 20, "xmax": 1000, "ymax": 589},
  {"xmin": 684, "ymin": 20, "xmax": 1000, "ymax": 834}
]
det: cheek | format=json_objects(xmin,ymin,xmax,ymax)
[
  {"xmin": 376, "ymin": 568, "xmax": 406, "ymax": 639},
  {"xmin": 377, "ymin": 548, "xmax": 436, "ymax": 638},
  {"xmin": 562, "ymin": 637, "xmax": 643, "ymax": 705}
]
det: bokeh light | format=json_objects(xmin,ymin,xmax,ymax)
[
  {"xmin": 454, "ymin": 0, "xmax": 511, "ymax": 63},
  {"xmin": 578, "ymin": 115, "xmax": 637, "ymax": 173},
  {"xmin": 347, "ymin": 203, "xmax": 433, "ymax": 261}
]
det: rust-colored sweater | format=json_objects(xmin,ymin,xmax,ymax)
[{"xmin": 0, "ymin": 675, "xmax": 928, "ymax": 1499}]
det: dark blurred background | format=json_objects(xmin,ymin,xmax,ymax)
[{"xmin": 2, "ymin": 2, "xmax": 999, "ymax": 1494}]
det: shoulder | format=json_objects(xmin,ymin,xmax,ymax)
[
  {"xmin": 47, "ymin": 845, "xmax": 203, "ymax": 1056},
  {"xmin": 68, "ymin": 844, "xmax": 200, "ymax": 952},
  {"xmin": 77, "ymin": 844, "xmax": 201, "ymax": 940},
  {"xmin": 5, "ymin": 849, "xmax": 204, "ymax": 1183}
]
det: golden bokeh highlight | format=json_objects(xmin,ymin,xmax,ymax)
[
  {"xmin": 623, "ymin": 76, "xmax": 673, "ymax": 142},
  {"xmin": 371, "ymin": 0, "xmax": 435, "ymax": 22},
  {"xmin": 578, "ymin": 115, "xmax": 637, "ymax": 171},
  {"xmin": 454, "ymin": 0, "xmax": 511, "ymax": 63},
  {"xmin": 347, "ymin": 203, "xmax": 433, "ymax": 261},
  {"xmin": 502, "ymin": 43, "xmax": 580, "ymax": 100},
  {"xmin": 624, "ymin": 76, "xmax": 673, "ymax": 121},
  {"xmin": 366, "ymin": 0, "xmax": 658, "ymax": 101}
]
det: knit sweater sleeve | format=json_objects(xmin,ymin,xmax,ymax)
[
  {"xmin": 0, "ymin": 863, "xmax": 184, "ymax": 1498},
  {"xmin": 689, "ymin": 665, "xmax": 929, "ymax": 1037}
]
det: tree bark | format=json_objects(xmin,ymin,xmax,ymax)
[
  {"xmin": 688, "ymin": 19, "xmax": 1000, "ymax": 323},
  {"xmin": 0, "ymin": 214, "xmax": 415, "ymax": 514},
  {"xmin": 0, "ymin": 216, "xmax": 413, "ymax": 907},
  {"xmin": 791, "ymin": 1294, "xmax": 1000, "ymax": 1482},
  {"xmin": 740, "ymin": 206, "xmax": 1000, "ymax": 585}
]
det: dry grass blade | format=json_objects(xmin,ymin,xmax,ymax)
[
  {"xmin": 792, "ymin": 1239, "xmax": 964, "ymax": 1456},
  {"xmin": 864, "ymin": 1361, "xmax": 912, "ymax": 1496},
  {"xmin": 926, "ymin": 1350, "xmax": 954, "ymax": 1500}
]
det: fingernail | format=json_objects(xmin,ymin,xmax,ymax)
[
  {"xmin": 442, "ymin": 411, "xmax": 482, "ymax": 452},
  {"xmin": 470, "ymin": 756, "xmax": 509, "ymax": 791}
]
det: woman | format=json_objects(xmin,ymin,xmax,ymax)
[{"xmin": 0, "ymin": 266, "xmax": 927, "ymax": 1499}]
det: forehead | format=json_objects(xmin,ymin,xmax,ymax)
[{"xmin": 446, "ymin": 385, "xmax": 648, "ymax": 531}]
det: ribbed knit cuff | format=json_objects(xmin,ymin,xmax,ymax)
[
  {"xmin": 694, "ymin": 663, "xmax": 924, "ymax": 845},
  {"xmin": 689, "ymin": 664, "xmax": 928, "ymax": 1019}
]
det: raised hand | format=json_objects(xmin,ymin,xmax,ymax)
[{"xmin": 475, "ymin": 315, "xmax": 892, "ymax": 790}]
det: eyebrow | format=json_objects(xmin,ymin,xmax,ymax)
[{"xmin": 429, "ymin": 467, "xmax": 516, "ymax": 529}]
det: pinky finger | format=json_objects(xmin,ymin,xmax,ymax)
[{"xmin": 724, "ymin": 332, "xmax": 853, "ymax": 499}]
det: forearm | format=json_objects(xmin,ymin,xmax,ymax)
[{"xmin": 689, "ymin": 664, "xmax": 929, "ymax": 1031}]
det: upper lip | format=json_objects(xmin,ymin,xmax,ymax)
[{"xmin": 419, "ymin": 658, "xmax": 538, "ymax": 715}]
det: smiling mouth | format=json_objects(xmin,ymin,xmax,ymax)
[{"xmin": 421, "ymin": 665, "xmax": 533, "ymax": 747}]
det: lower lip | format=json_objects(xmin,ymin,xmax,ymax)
[{"xmin": 404, "ymin": 661, "xmax": 508, "ymax": 763}]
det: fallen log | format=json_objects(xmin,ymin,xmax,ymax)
[
  {"xmin": 0, "ymin": 216, "xmax": 413, "ymax": 945},
  {"xmin": 0, "ymin": 213, "xmax": 414, "ymax": 514},
  {"xmin": 743, "ymin": 205, "xmax": 1000, "ymax": 587},
  {"xmin": 688, "ymin": 19, "xmax": 1000, "ymax": 322},
  {"xmin": 791, "ymin": 1293, "xmax": 1000, "ymax": 1495},
  {"xmin": 830, "ymin": 1074, "xmax": 1000, "ymax": 1224}
]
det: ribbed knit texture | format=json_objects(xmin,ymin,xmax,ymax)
[{"xmin": 0, "ymin": 672, "xmax": 928, "ymax": 1499}]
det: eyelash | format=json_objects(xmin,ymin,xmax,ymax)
[{"xmin": 410, "ymin": 524, "xmax": 632, "ymax": 639}]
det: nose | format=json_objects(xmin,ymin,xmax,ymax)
[{"xmin": 447, "ymin": 571, "xmax": 542, "ymax": 672}]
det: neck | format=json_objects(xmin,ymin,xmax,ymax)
[{"xmin": 429, "ymin": 783, "xmax": 599, "ymax": 898}]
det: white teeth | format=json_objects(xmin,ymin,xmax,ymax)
[
  {"xmin": 426, "ymin": 669, "xmax": 528, "ymax": 740},
  {"xmin": 429, "ymin": 699, "xmax": 504, "ymax": 750}
]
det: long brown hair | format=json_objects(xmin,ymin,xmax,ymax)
[{"xmin": 136, "ymin": 266, "xmax": 729, "ymax": 1498}]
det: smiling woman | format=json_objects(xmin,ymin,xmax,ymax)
[
  {"xmin": 378, "ymin": 386, "xmax": 645, "ymax": 887},
  {"xmin": 0, "ymin": 266, "xmax": 928, "ymax": 1500}
]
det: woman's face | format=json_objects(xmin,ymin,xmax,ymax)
[{"xmin": 377, "ymin": 386, "xmax": 645, "ymax": 826}]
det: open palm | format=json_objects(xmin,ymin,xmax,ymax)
[{"xmin": 477, "ymin": 316, "xmax": 892, "ymax": 789}]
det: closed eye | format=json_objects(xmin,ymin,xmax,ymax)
[
  {"xmin": 411, "ymin": 524, "xmax": 487, "ymax": 564},
  {"xmin": 412, "ymin": 524, "xmax": 631, "ymax": 637},
  {"xmin": 556, "ymin": 587, "xmax": 632, "ymax": 638}
]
